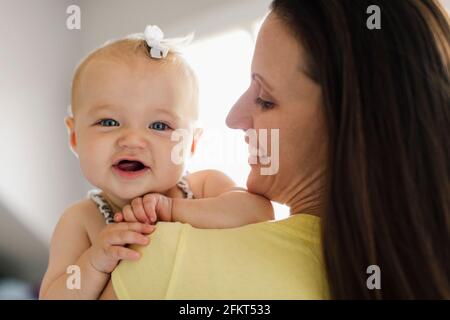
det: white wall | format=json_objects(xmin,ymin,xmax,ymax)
[
  {"xmin": 0, "ymin": 0, "xmax": 89, "ymax": 282},
  {"xmin": 79, "ymin": 0, "xmax": 270, "ymax": 55}
]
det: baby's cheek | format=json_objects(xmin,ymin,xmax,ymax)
[
  {"xmin": 154, "ymin": 144, "xmax": 186, "ymax": 185},
  {"xmin": 77, "ymin": 144, "xmax": 106, "ymax": 187},
  {"xmin": 169, "ymin": 134, "xmax": 193, "ymax": 163}
]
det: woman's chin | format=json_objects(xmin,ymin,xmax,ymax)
[{"xmin": 246, "ymin": 169, "xmax": 266, "ymax": 196}]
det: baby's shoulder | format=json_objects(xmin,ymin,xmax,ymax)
[
  {"xmin": 59, "ymin": 198, "xmax": 105, "ymax": 240},
  {"xmin": 184, "ymin": 170, "xmax": 217, "ymax": 198},
  {"xmin": 62, "ymin": 198, "xmax": 98, "ymax": 220},
  {"xmin": 186, "ymin": 170, "xmax": 237, "ymax": 198}
]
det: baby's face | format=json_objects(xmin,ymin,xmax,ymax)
[{"xmin": 68, "ymin": 56, "xmax": 198, "ymax": 206}]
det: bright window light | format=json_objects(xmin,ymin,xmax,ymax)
[{"xmin": 183, "ymin": 25, "xmax": 290, "ymax": 220}]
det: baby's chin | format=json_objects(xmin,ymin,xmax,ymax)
[
  {"xmin": 111, "ymin": 188, "xmax": 154, "ymax": 202},
  {"xmin": 88, "ymin": 170, "xmax": 185, "ymax": 206},
  {"xmin": 103, "ymin": 184, "xmax": 172, "ymax": 207},
  {"xmin": 98, "ymin": 191, "xmax": 144, "ymax": 211}
]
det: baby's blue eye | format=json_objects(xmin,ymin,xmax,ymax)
[
  {"xmin": 150, "ymin": 122, "xmax": 169, "ymax": 131},
  {"xmin": 99, "ymin": 119, "xmax": 119, "ymax": 127}
]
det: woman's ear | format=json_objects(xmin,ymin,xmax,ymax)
[
  {"xmin": 190, "ymin": 128, "xmax": 203, "ymax": 155},
  {"xmin": 64, "ymin": 116, "xmax": 78, "ymax": 157}
]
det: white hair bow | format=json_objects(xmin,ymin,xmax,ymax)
[{"xmin": 144, "ymin": 25, "xmax": 169, "ymax": 59}]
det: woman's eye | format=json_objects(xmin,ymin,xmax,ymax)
[
  {"xmin": 98, "ymin": 119, "xmax": 120, "ymax": 127},
  {"xmin": 255, "ymin": 97, "xmax": 275, "ymax": 110},
  {"xmin": 150, "ymin": 122, "xmax": 170, "ymax": 131}
]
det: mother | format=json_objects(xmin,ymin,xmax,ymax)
[{"xmin": 101, "ymin": 0, "xmax": 449, "ymax": 299}]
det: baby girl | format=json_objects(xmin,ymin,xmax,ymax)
[{"xmin": 39, "ymin": 26, "xmax": 274, "ymax": 299}]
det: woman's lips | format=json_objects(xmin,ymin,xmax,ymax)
[{"xmin": 112, "ymin": 165, "xmax": 150, "ymax": 179}]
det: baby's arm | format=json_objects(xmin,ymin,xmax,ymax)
[
  {"xmin": 171, "ymin": 170, "xmax": 274, "ymax": 228},
  {"xmin": 39, "ymin": 202, "xmax": 154, "ymax": 299},
  {"xmin": 118, "ymin": 170, "xmax": 274, "ymax": 229}
]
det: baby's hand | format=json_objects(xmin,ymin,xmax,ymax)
[
  {"xmin": 115, "ymin": 194, "xmax": 173, "ymax": 224},
  {"xmin": 88, "ymin": 222, "xmax": 155, "ymax": 274}
]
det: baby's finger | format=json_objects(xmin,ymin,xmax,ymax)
[
  {"xmin": 131, "ymin": 197, "xmax": 149, "ymax": 224},
  {"xmin": 112, "ymin": 222, "xmax": 156, "ymax": 235},
  {"xmin": 106, "ymin": 230, "xmax": 150, "ymax": 246},
  {"xmin": 122, "ymin": 205, "xmax": 138, "ymax": 222},
  {"xmin": 143, "ymin": 194, "xmax": 158, "ymax": 223},
  {"xmin": 114, "ymin": 212, "xmax": 124, "ymax": 222},
  {"xmin": 105, "ymin": 246, "xmax": 140, "ymax": 261}
]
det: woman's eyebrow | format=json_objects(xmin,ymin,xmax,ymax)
[{"xmin": 252, "ymin": 73, "xmax": 274, "ymax": 92}]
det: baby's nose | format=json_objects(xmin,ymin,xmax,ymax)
[{"xmin": 117, "ymin": 130, "xmax": 148, "ymax": 149}]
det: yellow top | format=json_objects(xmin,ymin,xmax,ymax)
[{"xmin": 111, "ymin": 214, "xmax": 329, "ymax": 299}]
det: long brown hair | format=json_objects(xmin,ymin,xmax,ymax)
[{"xmin": 271, "ymin": 0, "xmax": 449, "ymax": 299}]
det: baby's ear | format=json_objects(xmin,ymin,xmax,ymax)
[
  {"xmin": 190, "ymin": 128, "xmax": 203, "ymax": 155},
  {"xmin": 64, "ymin": 116, "xmax": 78, "ymax": 157}
]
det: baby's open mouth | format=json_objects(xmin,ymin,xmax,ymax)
[{"xmin": 114, "ymin": 160, "xmax": 148, "ymax": 172}]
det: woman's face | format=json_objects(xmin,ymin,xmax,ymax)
[{"xmin": 226, "ymin": 13, "xmax": 327, "ymax": 210}]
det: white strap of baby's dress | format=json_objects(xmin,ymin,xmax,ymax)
[
  {"xmin": 88, "ymin": 190, "xmax": 115, "ymax": 224},
  {"xmin": 176, "ymin": 175, "xmax": 194, "ymax": 199}
]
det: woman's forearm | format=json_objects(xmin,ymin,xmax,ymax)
[
  {"xmin": 40, "ymin": 248, "xmax": 110, "ymax": 300},
  {"xmin": 171, "ymin": 191, "xmax": 274, "ymax": 229}
]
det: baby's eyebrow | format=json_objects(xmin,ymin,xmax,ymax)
[
  {"xmin": 153, "ymin": 108, "xmax": 182, "ymax": 121},
  {"xmin": 88, "ymin": 104, "xmax": 118, "ymax": 115},
  {"xmin": 91, "ymin": 104, "xmax": 115, "ymax": 112},
  {"xmin": 87, "ymin": 105, "xmax": 183, "ymax": 122}
]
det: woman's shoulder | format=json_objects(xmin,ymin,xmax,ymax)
[
  {"xmin": 262, "ymin": 214, "xmax": 322, "ymax": 243},
  {"xmin": 112, "ymin": 217, "xmax": 328, "ymax": 299},
  {"xmin": 150, "ymin": 215, "xmax": 324, "ymax": 275},
  {"xmin": 147, "ymin": 214, "xmax": 322, "ymax": 250},
  {"xmin": 111, "ymin": 221, "xmax": 187, "ymax": 299}
]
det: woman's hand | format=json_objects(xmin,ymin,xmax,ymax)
[
  {"xmin": 88, "ymin": 222, "xmax": 155, "ymax": 274},
  {"xmin": 114, "ymin": 194, "xmax": 173, "ymax": 225}
]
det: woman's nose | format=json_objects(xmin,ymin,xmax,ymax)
[
  {"xmin": 117, "ymin": 130, "xmax": 148, "ymax": 149},
  {"xmin": 226, "ymin": 94, "xmax": 253, "ymax": 130}
]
